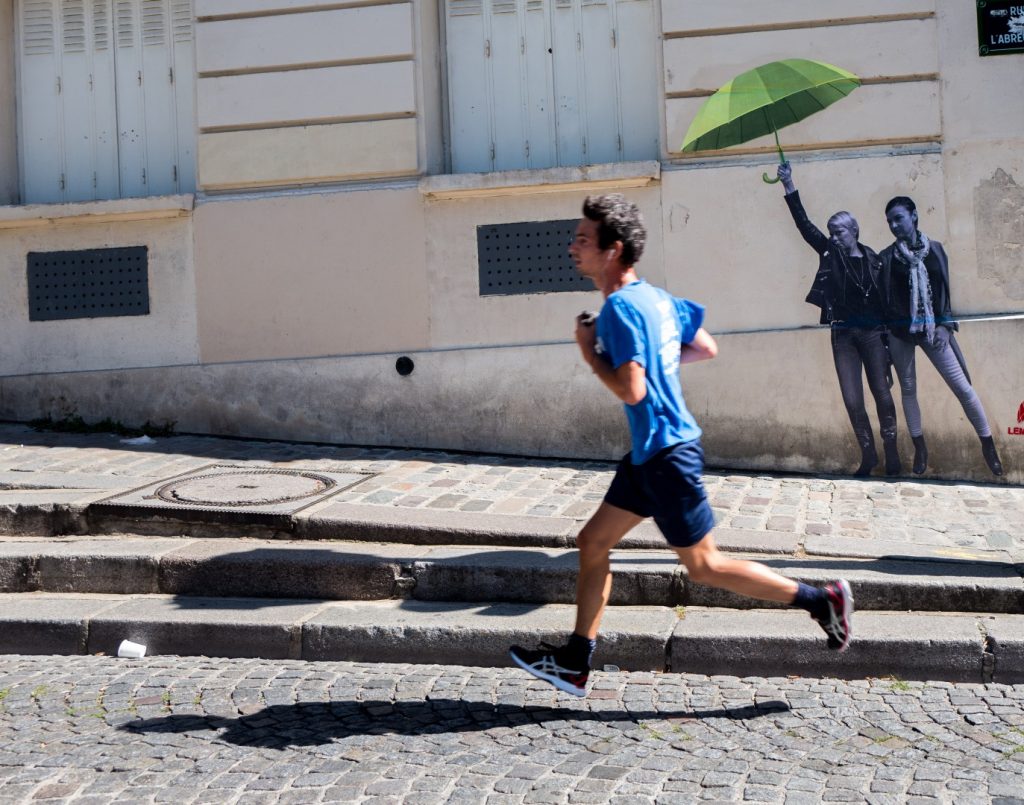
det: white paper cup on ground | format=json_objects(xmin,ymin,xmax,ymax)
[{"xmin": 117, "ymin": 639, "xmax": 147, "ymax": 658}]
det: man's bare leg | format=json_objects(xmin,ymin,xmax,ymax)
[
  {"xmin": 573, "ymin": 502, "xmax": 644, "ymax": 639},
  {"xmin": 673, "ymin": 531, "xmax": 797, "ymax": 602}
]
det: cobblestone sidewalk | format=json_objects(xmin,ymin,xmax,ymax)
[
  {"xmin": 0, "ymin": 655, "xmax": 1023, "ymax": 804},
  {"xmin": 1, "ymin": 424, "xmax": 1022, "ymax": 557}
]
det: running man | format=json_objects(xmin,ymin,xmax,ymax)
[{"xmin": 509, "ymin": 194, "xmax": 853, "ymax": 697}]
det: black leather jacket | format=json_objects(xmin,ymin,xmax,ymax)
[
  {"xmin": 879, "ymin": 237, "xmax": 957, "ymax": 337},
  {"xmin": 784, "ymin": 190, "xmax": 885, "ymax": 327}
]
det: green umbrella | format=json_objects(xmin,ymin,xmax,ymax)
[{"xmin": 680, "ymin": 59, "xmax": 861, "ymax": 183}]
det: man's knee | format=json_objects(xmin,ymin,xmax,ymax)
[{"xmin": 576, "ymin": 525, "xmax": 613, "ymax": 561}]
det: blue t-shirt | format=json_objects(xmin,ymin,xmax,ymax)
[{"xmin": 595, "ymin": 280, "xmax": 705, "ymax": 464}]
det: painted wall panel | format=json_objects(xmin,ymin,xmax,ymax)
[
  {"xmin": 193, "ymin": 187, "xmax": 430, "ymax": 363},
  {"xmin": 0, "ymin": 216, "xmax": 199, "ymax": 375},
  {"xmin": 0, "ymin": 0, "xmax": 17, "ymax": 203},
  {"xmin": 198, "ymin": 119, "xmax": 419, "ymax": 189},
  {"xmin": 197, "ymin": 61, "xmax": 416, "ymax": 129},
  {"xmin": 195, "ymin": 5, "xmax": 412, "ymax": 73},
  {"xmin": 662, "ymin": 0, "xmax": 935, "ymax": 33},
  {"xmin": 666, "ymin": 81, "xmax": 940, "ymax": 156},
  {"xmin": 664, "ymin": 18, "xmax": 939, "ymax": 94},
  {"xmin": 194, "ymin": 0, "xmax": 393, "ymax": 16}
]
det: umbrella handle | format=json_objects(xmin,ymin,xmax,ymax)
[{"xmin": 761, "ymin": 128, "xmax": 786, "ymax": 184}]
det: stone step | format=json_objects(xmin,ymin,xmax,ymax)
[
  {"xmin": 1, "ymin": 593, "xmax": 1020, "ymax": 684},
  {"xmin": 0, "ymin": 536, "xmax": 1021, "ymax": 614}
]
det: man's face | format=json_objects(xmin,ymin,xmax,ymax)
[
  {"xmin": 569, "ymin": 217, "xmax": 610, "ymax": 280},
  {"xmin": 827, "ymin": 221, "xmax": 858, "ymax": 254},
  {"xmin": 886, "ymin": 205, "xmax": 917, "ymax": 242}
]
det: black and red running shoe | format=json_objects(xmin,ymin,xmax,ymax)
[
  {"xmin": 509, "ymin": 642, "xmax": 589, "ymax": 697},
  {"xmin": 814, "ymin": 579, "xmax": 854, "ymax": 652}
]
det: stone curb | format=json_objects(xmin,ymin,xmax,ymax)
[
  {"xmin": 0, "ymin": 537, "xmax": 1021, "ymax": 614},
  {"xmin": 1, "ymin": 594, "xmax": 1021, "ymax": 684}
]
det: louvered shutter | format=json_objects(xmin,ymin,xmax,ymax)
[
  {"xmin": 522, "ymin": 0, "xmax": 555, "ymax": 169},
  {"xmin": 489, "ymin": 0, "xmax": 527, "ymax": 170},
  {"xmin": 18, "ymin": 0, "xmax": 63, "ymax": 202},
  {"xmin": 613, "ymin": 0, "xmax": 658, "ymax": 161},
  {"xmin": 91, "ymin": 0, "xmax": 121, "ymax": 199},
  {"xmin": 171, "ymin": 0, "xmax": 195, "ymax": 192},
  {"xmin": 446, "ymin": 0, "xmax": 492, "ymax": 173},
  {"xmin": 578, "ymin": 0, "xmax": 619, "ymax": 165},
  {"xmin": 550, "ymin": 0, "xmax": 584, "ymax": 166},
  {"xmin": 113, "ymin": 0, "xmax": 147, "ymax": 196}
]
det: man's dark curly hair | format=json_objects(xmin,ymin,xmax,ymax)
[{"xmin": 582, "ymin": 193, "xmax": 646, "ymax": 266}]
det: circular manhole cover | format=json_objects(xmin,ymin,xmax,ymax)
[{"xmin": 154, "ymin": 469, "xmax": 336, "ymax": 508}]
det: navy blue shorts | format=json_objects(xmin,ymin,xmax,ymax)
[{"xmin": 604, "ymin": 440, "xmax": 716, "ymax": 548}]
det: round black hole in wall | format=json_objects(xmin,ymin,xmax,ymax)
[{"xmin": 396, "ymin": 356, "xmax": 414, "ymax": 376}]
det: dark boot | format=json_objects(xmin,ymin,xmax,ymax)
[
  {"xmin": 854, "ymin": 429, "xmax": 878, "ymax": 477},
  {"xmin": 881, "ymin": 430, "xmax": 901, "ymax": 476},
  {"xmin": 980, "ymin": 435, "xmax": 1003, "ymax": 477},
  {"xmin": 911, "ymin": 435, "xmax": 928, "ymax": 475}
]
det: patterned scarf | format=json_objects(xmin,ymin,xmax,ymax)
[{"xmin": 895, "ymin": 232, "xmax": 935, "ymax": 343}]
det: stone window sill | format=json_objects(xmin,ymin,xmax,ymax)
[
  {"xmin": 418, "ymin": 161, "xmax": 660, "ymax": 200},
  {"xmin": 0, "ymin": 195, "xmax": 194, "ymax": 230}
]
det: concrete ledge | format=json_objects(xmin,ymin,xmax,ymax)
[
  {"xmin": 0, "ymin": 592, "xmax": 1019, "ymax": 682},
  {"xmin": 301, "ymin": 600, "xmax": 676, "ymax": 671},
  {"xmin": 411, "ymin": 547, "xmax": 681, "ymax": 606},
  {"xmin": 418, "ymin": 161, "xmax": 660, "ymax": 200},
  {"xmin": 672, "ymin": 610, "xmax": 987, "ymax": 682},
  {"xmin": 804, "ymin": 535, "xmax": 1015, "ymax": 564},
  {"xmin": 0, "ymin": 491, "xmax": 106, "ymax": 536},
  {"xmin": 985, "ymin": 614, "xmax": 1024, "ymax": 684},
  {"xmin": 0, "ymin": 194, "xmax": 194, "ymax": 229},
  {"xmin": 86, "ymin": 596, "xmax": 326, "ymax": 660},
  {"xmin": 0, "ymin": 594, "xmax": 120, "ymax": 655},
  {"xmin": 298, "ymin": 503, "xmax": 577, "ymax": 547},
  {"xmin": 158, "ymin": 540, "xmax": 429, "ymax": 600}
]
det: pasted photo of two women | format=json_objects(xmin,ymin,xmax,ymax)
[{"xmin": 775, "ymin": 161, "xmax": 1005, "ymax": 481}]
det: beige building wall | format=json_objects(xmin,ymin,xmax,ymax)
[
  {"xmin": 0, "ymin": 0, "xmax": 17, "ymax": 205},
  {"xmin": 193, "ymin": 186, "xmax": 431, "ymax": 363},
  {"xmin": 0, "ymin": 202, "xmax": 199, "ymax": 376},
  {"xmin": 0, "ymin": 0, "xmax": 1020, "ymax": 481},
  {"xmin": 194, "ymin": 0, "xmax": 419, "ymax": 191}
]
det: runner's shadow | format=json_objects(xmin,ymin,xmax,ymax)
[{"xmin": 120, "ymin": 698, "xmax": 789, "ymax": 748}]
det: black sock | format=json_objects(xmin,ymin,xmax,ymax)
[
  {"xmin": 563, "ymin": 633, "xmax": 597, "ymax": 670},
  {"xmin": 792, "ymin": 582, "xmax": 829, "ymax": 620}
]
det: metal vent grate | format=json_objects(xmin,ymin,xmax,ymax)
[
  {"xmin": 27, "ymin": 246, "xmax": 150, "ymax": 321},
  {"xmin": 477, "ymin": 219, "xmax": 596, "ymax": 296}
]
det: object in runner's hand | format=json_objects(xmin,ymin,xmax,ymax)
[{"xmin": 578, "ymin": 311, "xmax": 598, "ymax": 327}]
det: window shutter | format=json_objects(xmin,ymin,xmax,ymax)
[
  {"xmin": 114, "ymin": 0, "xmax": 147, "ymax": 196},
  {"xmin": 59, "ymin": 0, "xmax": 119, "ymax": 201},
  {"xmin": 91, "ymin": 0, "xmax": 120, "ymax": 198},
  {"xmin": 613, "ymin": 0, "xmax": 658, "ymax": 161},
  {"xmin": 549, "ymin": 0, "xmax": 584, "ymax": 166},
  {"xmin": 138, "ymin": 0, "xmax": 178, "ymax": 195},
  {"xmin": 488, "ymin": 0, "xmax": 527, "ymax": 170},
  {"xmin": 18, "ymin": 0, "xmax": 63, "ymax": 202},
  {"xmin": 578, "ymin": 0, "xmax": 620, "ymax": 165},
  {"xmin": 171, "ymin": 0, "xmax": 195, "ymax": 192},
  {"xmin": 445, "ymin": 0, "xmax": 492, "ymax": 172},
  {"xmin": 522, "ymin": 0, "xmax": 555, "ymax": 168}
]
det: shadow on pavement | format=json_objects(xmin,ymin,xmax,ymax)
[{"xmin": 120, "ymin": 698, "xmax": 790, "ymax": 748}]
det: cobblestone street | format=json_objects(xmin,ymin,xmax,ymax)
[{"xmin": 0, "ymin": 656, "xmax": 1022, "ymax": 804}]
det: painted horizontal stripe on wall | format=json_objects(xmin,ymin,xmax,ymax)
[
  {"xmin": 197, "ymin": 118, "xmax": 419, "ymax": 189},
  {"xmin": 197, "ymin": 61, "xmax": 416, "ymax": 130},
  {"xmin": 665, "ymin": 81, "xmax": 941, "ymax": 157},
  {"xmin": 666, "ymin": 73, "xmax": 940, "ymax": 101},
  {"xmin": 664, "ymin": 12, "xmax": 935, "ymax": 39},
  {"xmin": 196, "ymin": 5, "xmax": 412, "ymax": 75},
  {"xmin": 196, "ymin": 0, "xmax": 407, "ymax": 22},
  {"xmin": 661, "ymin": 0, "xmax": 935, "ymax": 34},
  {"xmin": 663, "ymin": 18, "xmax": 938, "ymax": 96}
]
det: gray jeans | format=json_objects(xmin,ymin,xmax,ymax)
[{"xmin": 887, "ymin": 328, "xmax": 991, "ymax": 438}]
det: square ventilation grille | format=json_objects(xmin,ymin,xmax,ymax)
[
  {"xmin": 477, "ymin": 219, "xmax": 597, "ymax": 296},
  {"xmin": 27, "ymin": 246, "xmax": 150, "ymax": 321}
]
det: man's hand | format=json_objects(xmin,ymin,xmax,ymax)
[{"xmin": 575, "ymin": 312, "xmax": 598, "ymax": 366}]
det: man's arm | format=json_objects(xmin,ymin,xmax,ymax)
[
  {"xmin": 680, "ymin": 327, "xmax": 718, "ymax": 365},
  {"xmin": 575, "ymin": 317, "xmax": 647, "ymax": 405}
]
